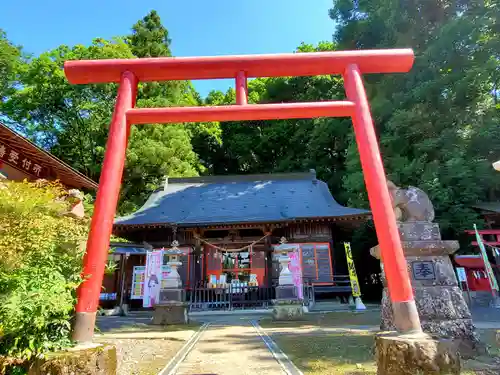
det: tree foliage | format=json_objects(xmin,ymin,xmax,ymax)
[
  {"xmin": 0, "ymin": 29, "xmax": 22, "ymax": 102},
  {"xmin": 330, "ymin": 0, "xmax": 500, "ymax": 238},
  {"xmin": 0, "ymin": 12, "xmax": 205, "ymax": 215},
  {"xmin": 1, "ymin": 4, "xmax": 499, "ymax": 237},
  {"xmin": 0, "ymin": 181, "xmax": 88, "ymax": 359}
]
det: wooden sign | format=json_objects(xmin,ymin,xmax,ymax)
[
  {"xmin": 0, "ymin": 141, "xmax": 49, "ymax": 179},
  {"xmin": 456, "ymin": 267, "xmax": 467, "ymax": 282}
]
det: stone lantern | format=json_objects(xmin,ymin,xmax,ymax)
[
  {"xmin": 274, "ymin": 237, "xmax": 295, "ymax": 287},
  {"xmin": 272, "ymin": 237, "xmax": 304, "ymax": 321},
  {"xmin": 152, "ymin": 240, "xmax": 189, "ymax": 325},
  {"xmin": 163, "ymin": 240, "xmax": 183, "ymax": 289}
]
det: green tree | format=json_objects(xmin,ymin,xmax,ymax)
[
  {"xmin": 0, "ymin": 180, "xmax": 88, "ymax": 359},
  {"xmin": 128, "ymin": 10, "xmax": 171, "ymax": 58},
  {"xmin": 198, "ymin": 42, "xmax": 354, "ymax": 201},
  {"xmin": 0, "ymin": 29, "xmax": 23, "ymax": 107},
  {"xmin": 331, "ymin": 0, "xmax": 500, "ymax": 238},
  {"xmin": 1, "ymin": 38, "xmax": 134, "ymax": 180},
  {"xmin": 119, "ymin": 123, "xmax": 201, "ymax": 213},
  {"xmin": 1, "ymin": 12, "xmax": 208, "ymax": 214}
]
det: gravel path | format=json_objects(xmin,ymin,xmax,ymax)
[
  {"xmin": 174, "ymin": 323, "xmax": 287, "ymax": 375},
  {"xmin": 96, "ymin": 336, "xmax": 185, "ymax": 375},
  {"xmin": 95, "ymin": 316, "xmax": 196, "ymax": 375}
]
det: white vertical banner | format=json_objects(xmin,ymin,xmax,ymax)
[{"xmin": 143, "ymin": 250, "xmax": 163, "ymax": 307}]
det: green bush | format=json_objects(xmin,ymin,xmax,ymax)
[{"xmin": 0, "ymin": 180, "xmax": 89, "ymax": 360}]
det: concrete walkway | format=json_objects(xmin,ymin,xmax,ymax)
[{"xmin": 172, "ymin": 322, "xmax": 288, "ymax": 375}]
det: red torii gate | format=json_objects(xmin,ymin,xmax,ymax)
[{"xmin": 64, "ymin": 49, "xmax": 421, "ymax": 342}]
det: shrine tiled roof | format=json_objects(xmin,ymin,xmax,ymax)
[{"xmin": 114, "ymin": 170, "xmax": 370, "ymax": 228}]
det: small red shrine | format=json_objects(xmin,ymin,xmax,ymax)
[
  {"xmin": 460, "ymin": 207, "xmax": 500, "ymax": 303},
  {"xmin": 454, "ymin": 255, "xmax": 495, "ymax": 292}
]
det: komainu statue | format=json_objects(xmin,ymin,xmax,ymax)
[{"xmin": 387, "ymin": 181, "xmax": 434, "ymax": 222}]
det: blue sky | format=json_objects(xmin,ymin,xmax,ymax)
[{"xmin": 0, "ymin": 0, "xmax": 334, "ymax": 97}]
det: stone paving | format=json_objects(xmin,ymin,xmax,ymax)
[
  {"xmin": 173, "ymin": 322, "xmax": 287, "ymax": 375},
  {"xmin": 94, "ymin": 307, "xmax": 500, "ymax": 374}
]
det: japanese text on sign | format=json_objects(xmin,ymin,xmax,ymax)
[
  {"xmin": 344, "ymin": 242, "xmax": 361, "ymax": 297},
  {"xmin": 0, "ymin": 142, "xmax": 46, "ymax": 178},
  {"xmin": 412, "ymin": 261, "xmax": 436, "ymax": 280}
]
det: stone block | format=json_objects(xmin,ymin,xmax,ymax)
[
  {"xmin": 159, "ymin": 288, "xmax": 185, "ymax": 303},
  {"xmin": 272, "ymin": 300, "xmax": 304, "ymax": 321},
  {"xmin": 28, "ymin": 344, "xmax": 116, "ymax": 375},
  {"xmin": 371, "ymin": 240, "xmax": 459, "ymax": 259},
  {"xmin": 152, "ymin": 301, "xmax": 188, "ymax": 325},
  {"xmin": 376, "ymin": 332, "xmax": 460, "ymax": 375},
  {"xmin": 398, "ymin": 222, "xmax": 441, "ymax": 241},
  {"xmin": 380, "ymin": 287, "xmax": 482, "ymax": 358},
  {"xmin": 275, "ymin": 285, "xmax": 297, "ymax": 300},
  {"xmin": 414, "ymin": 287, "xmax": 471, "ymax": 320}
]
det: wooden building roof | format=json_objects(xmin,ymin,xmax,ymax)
[
  {"xmin": 114, "ymin": 170, "xmax": 370, "ymax": 230},
  {"xmin": 0, "ymin": 123, "xmax": 97, "ymax": 190}
]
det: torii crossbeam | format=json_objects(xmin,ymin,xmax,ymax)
[{"xmin": 64, "ymin": 48, "xmax": 421, "ymax": 342}]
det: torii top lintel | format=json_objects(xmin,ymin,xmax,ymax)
[{"xmin": 64, "ymin": 48, "xmax": 414, "ymax": 84}]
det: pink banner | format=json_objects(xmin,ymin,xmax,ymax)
[
  {"xmin": 143, "ymin": 250, "xmax": 163, "ymax": 307},
  {"xmin": 289, "ymin": 249, "xmax": 303, "ymax": 299}
]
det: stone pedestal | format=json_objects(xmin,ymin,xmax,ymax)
[
  {"xmin": 153, "ymin": 286, "xmax": 188, "ymax": 325},
  {"xmin": 371, "ymin": 222, "xmax": 482, "ymax": 358},
  {"xmin": 275, "ymin": 285, "xmax": 298, "ymax": 300},
  {"xmin": 272, "ymin": 299, "xmax": 304, "ymax": 321},
  {"xmin": 159, "ymin": 288, "xmax": 185, "ymax": 303},
  {"xmin": 152, "ymin": 301, "xmax": 189, "ymax": 325},
  {"xmin": 376, "ymin": 332, "xmax": 460, "ymax": 375}
]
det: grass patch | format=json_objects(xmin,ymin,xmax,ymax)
[
  {"xmin": 259, "ymin": 310, "xmax": 381, "ymax": 329},
  {"xmin": 263, "ymin": 313, "xmax": 500, "ymax": 375},
  {"xmin": 273, "ymin": 331, "xmax": 376, "ymax": 375}
]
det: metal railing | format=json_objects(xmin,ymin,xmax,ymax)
[
  {"xmin": 189, "ymin": 285, "xmax": 275, "ymax": 311},
  {"xmin": 187, "ymin": 276, "xmax": 353, "ymax": 311}
]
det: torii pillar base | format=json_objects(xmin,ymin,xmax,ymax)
[{"xmin": 376, "ymin": 332, "xmax": 460, "ymax": 375}]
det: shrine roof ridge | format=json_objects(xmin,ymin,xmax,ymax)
[
  {"xmin": 162, "ymin": 170, "xmax": 317, "ymax": 187},
  {"xmin": 114, "ymin": 170, "xmax": 370, "ymax": 229}
]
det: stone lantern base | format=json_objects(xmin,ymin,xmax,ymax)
[
  {"xmin": 152, "ymin": 288, "xmax": 188, "ymax": 325},
  {"xmin": 152, "ymin": 301, "xmax": 189, "ymax": 325},
  {"xmin": 272, "ymin": 299, "xmax": 304, "ymax": 321}
]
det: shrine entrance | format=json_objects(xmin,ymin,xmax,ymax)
[{"xmin": 64, "ymin": 48, "xmax": 421, "ymax": 342}]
